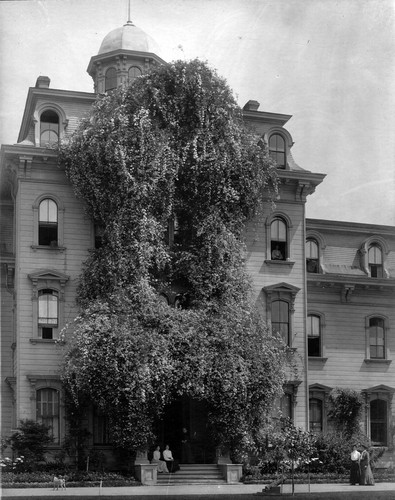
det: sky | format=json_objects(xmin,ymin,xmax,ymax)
[{"xmin": 0, "ymin": 0, "xmax": 394, "ymax": 226}]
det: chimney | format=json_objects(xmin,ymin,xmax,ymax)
[
  {"xmin": 35, "ymin": 76, "xmax": 51, "ymax": 89},
  {"xmin": 243, "ymin": 100, "xmax": 260, "ymax": 112}
]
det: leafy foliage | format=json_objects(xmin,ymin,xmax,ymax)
[
  {"xmin": 59, "ymin": 59, "xmax": 288, "ymax": 455},
  {"xmin": 328, "ymin": 388, "xmax": 364, "ymax": 438},
  {"xmin": 9, "ymin": 420, "xmax": 53, "ymax": 466}
]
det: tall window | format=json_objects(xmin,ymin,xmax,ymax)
[
  {"xmin": 272, "ymin": 299, "xmax": 289, "ymax": 345},
  {"xmin": 128, "ymin": 66, "xmax": 142, "ymax": 82},
  {"xmin": 368, "ymin": 244, "xmax": 383, "ymax": 278},
  {"xmin": 39, "ymin": 198, "xmax": 58, "ymax": 246},
  {"xmin": 36, "ymin": 388, "xmax": 60, "ymax": 443},
  {"xmin": 271, "ymin": 218, "xmax": 287, "ymax": 260},
  {"xmin": 309, "ymin": 398, "xmax": 323, "ymax": 432},
  {"xmin": 40, "ymin": 110, "xmax": 59, "ymax": 147},
  {"xmin": 280, "ymin": 393, "xmax": 293, "ymax": 421},
  {"xmin": 370, "ymin": 399, "xmax": 387, "ymax": 445},
  {"xmin": 105, "ymin": 67, "xmax": 117, "ymax": 91},
  {"xmin": 269, "ymin": 133, "xmax": 286, "ymax": 168},
  {"xmin": 369, "ymin": 317, "xmax": 385, "ymax": 359},
  {"xmin": 38, "ymin": 289, "xmax": 58, "ymax": 339},
  {"xmin": 307, "ymin": 314, "xmax": 321, "ymax": 357},
  {"xmin": 306, "ymin": 239, "xmax": 319, "ymax": 273},
  {"xmin": 93, "ymin": 408, "xmax": 111, "ymax": 445}
]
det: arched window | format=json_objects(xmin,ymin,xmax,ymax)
[
  {"xmin": 269, "ymin": 133, "xmax": 286, "ymax": 168},
  {"xmin": 307, "ymin": 314, "xmax": 321, "ymax": 357},
  {"xmin": 309, "ymin": 398, "xmax": 323, "ymax": 432},
  {"xmin": 38, "ymin": 198, "xmax": 58, "ymax": 246},
  {"xmin": 368, "ymin": 244, "xmax": 383, "ymax": 278},
  {"xmin": 272, "ymin": 299, "xmax": 289, "ymax": 345},
  {"xmin": 369, "ymin": 317, "xmax": 385, "ymax": 359},
  {"xmin": 370, "ymin": 399, "xmax": 387, "ymax": 445},
  {"xmin": 40, "ymin": 110, "xmax": 59, "ymax": 147},
  {"xmin": 105, "ymin": 67, "xmax": 117, "ymax": 91},
  {"xmin": 128, "ymin": 66, "xmax": 142, "ymax": 82},
  {"xmin": 36, "ymin": 388, "xmax": 60, "ymax": 443},
  {"xmin": 38, "ymin": 289, "xmax": 58, "ymax": 339},
  {"xmin": 306, "ymin": 238, "xmax": 319, "ymax": 273},
  {"xmin": 271, "ymin": 217, "xmax": 287, "ymax": 260}
]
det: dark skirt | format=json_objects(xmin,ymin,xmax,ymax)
[
  {"xmin": 360, "ymin": 463, "xmax": 375, "ymax": 485},
  {"xmin": 349, "ymin": 461, "xmax": 360, "ymax": 484},
  {"xmin": 165, "ymin": 459, "xmax": 180, "ymax": 473}
]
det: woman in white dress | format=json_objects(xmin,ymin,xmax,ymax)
[
  {"xmin": 151, "ymin": 446, "xmax": 169, "ymax": 473},
  {"xmin": 163, "ymin": 444, "xmax": 180, "ymax": 473}
]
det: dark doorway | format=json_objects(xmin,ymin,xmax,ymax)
[{"xmin": 154, "ymin": 396, "xmax": 215, "ymax": 463}]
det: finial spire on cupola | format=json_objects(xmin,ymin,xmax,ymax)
[{"xmin": 125, "ymin": 0, "xmax": 134, "ymax": 26}]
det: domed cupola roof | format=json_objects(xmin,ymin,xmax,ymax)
[
  {"xmin": 87, "ymin": 19, "xmax": 166, "ymax": 93},
  {"xmin": 98, "ymin": 20, "xmax": 161, "ymax": 56}
]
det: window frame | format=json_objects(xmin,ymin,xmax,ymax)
[
  {"xmin": 28, "ymin": 270, "xmax": 69, "ymax": 342},
  {"xmin": 359, "ymin": 237, "xmax": 389, "ymax": 278},
  {"xmin": 105, "ymin": 67, "xmax": 117, "ymax": 91},
  {"xmin": 128, "ymin": 65, "xmax": 142, "ymax": 82},
  {"xmin": 34, "ymin": 104, "xmax": 67, "ymax": 147},
  {"xmin": 39, "ymin": 109, "xmax": 59, "ymax": 148},
  {"xmin": 307, "ymin": 313, "xmax": 321, "ymax": 357},
  {"xmin": 38, "ymin": 289, "xmax": 59, "ymax": 339},
  {"xmin": 272, "ymin": 299, "xmax": 290, "ymax": 345},
  {"xmin": 269, "ymin": 133, "xmax": 286, "ymax": 169},
  {"xmin": 38, "ymin": 198, "xmax": 58, "ymax": 246},
  {"xmin": 263, "ymin": 282, "xmax": 300, "ymax": 348},
  {"xmin": 309, "ymin": 384, "xmax": 331, "ymax": 433},
  {"xmin": 266, "ymin": 213, "xmax": 292, "ymax": 263},
  {"xmin": 27, "ymin": 375, "xmax": 63, "ymax": 446},
  {"xmin": 365, "ymin": 315, "xmax": 389, "ymax": 361},
  {"xmin": 368, "ymin": 244, "xmax": 383, "ymax": 278},
  {"xmin": 36, "ymin": 388, "xmax": 60, "ymax": 444},
  {"xmin": 306, "ymin": 238, "xmax": 320, "ymax": 273},
  {"xmin": 32, "ymin": 194, "xmax": 65, "ymax": 250}
]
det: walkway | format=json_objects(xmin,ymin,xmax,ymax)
[{"xmin": 2, "ymin": 481, "xmax": 395, "ymax": 499}]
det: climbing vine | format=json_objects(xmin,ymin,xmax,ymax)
[{"xmin": 59, "ymin": 59, "xmax": 288, "ymax": 454}]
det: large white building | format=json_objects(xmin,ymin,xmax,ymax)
[{"xmin": 1, "ymin": 19, "xmax": 394, "ymax": 468}]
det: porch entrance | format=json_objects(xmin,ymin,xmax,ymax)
[{"xmin": 155, "ymin": 397, "xmax": 216, "ymax": 463}]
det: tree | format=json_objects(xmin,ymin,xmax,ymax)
[{"xmin": 59, "ymin": 59, "xmax": 290, "ymax": 456}]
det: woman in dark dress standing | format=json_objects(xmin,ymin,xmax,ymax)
[
  {"xmin": 180, "ymin": 427, "xmax": 194, "ymax": 463},
  {"xmin": 359, "ymin": 445, "xmax": 375, "ymax": 485}
]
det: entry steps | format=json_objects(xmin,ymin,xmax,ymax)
[{"xmin": 156, "ymin": 463, "xmax": 227, "ymax": 485}]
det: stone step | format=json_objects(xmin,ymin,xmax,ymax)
[{"xmin": 156, "ymin": 463, "xmax": 226, "ymax": 485}]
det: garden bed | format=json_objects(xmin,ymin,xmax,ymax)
[
  {"xmin": 0, "ymin": 471, "xmax": 140, "ymax": 488},
  {"xmin": 242, "ymin": 470, "xmax": 395, "ymax": 485}
]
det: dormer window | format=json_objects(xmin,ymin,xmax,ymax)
[
  {"xmin": 269, "ymin": 133, "xmax": 286, "ymax": 169},
  {"xmin": 40, "ymin": 110, "xmax": 59, "ymax": 147},
  {"xmin": 368, "ymin": 244, "xmax": 383, "ymax": 278},
  {"xmin": 105, "ymin": 67, "xmax": 117, "ymax": 91},
  {"xmin": 128, "ymin": 66, "xmax": 142, "ymax": 83},
  {"xmin": 306, "ymin": 238, "xmax": 319, "ymax": 273}
]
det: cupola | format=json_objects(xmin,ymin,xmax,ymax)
[{"xmin": 87, "ymin": 19, "xmax": 166, "ymax": 93}]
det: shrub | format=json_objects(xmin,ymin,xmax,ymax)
[{"xmin": 8, "ymin": 420, "xmax": 54, "ymax": 471}]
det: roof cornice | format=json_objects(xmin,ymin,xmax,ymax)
[
  {"xmin": 242, "ymin": 109, "xmax": 292, "ymax": 126},
  {"xmin": 307, "ymin": 218, "xmax": 395, "ymax": 235}
]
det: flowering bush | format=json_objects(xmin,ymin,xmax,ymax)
[{"xmin": 0, "ymin": 456, "xmax": 24, "ymax": 472}]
